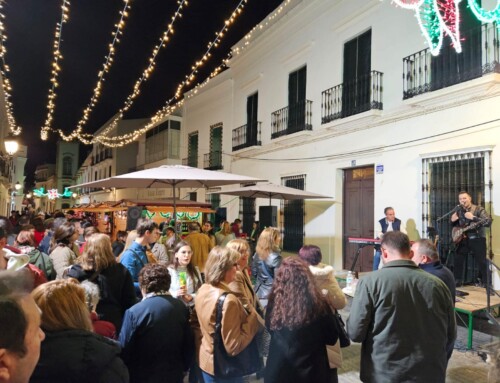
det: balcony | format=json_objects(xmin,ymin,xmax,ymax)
[
  {"xmin": 182, "ymin": 155, "xmax": 198, "ymax": 168},
  {"xmin": 403, "ymin": 23, "xmax": 500, "ymax": 100},
  {"xmin": 321, "ymin": 70, "xmax": 383, "ymax": 123},
  {"xmin": 271, "ymin": 100, "xmax": 312, "ymax": 139},
  {"xmin": 232, "ymin": 122, "xmax": 262, "ymax": 151},
  {"xmin": 204, "ymin": 151, "xmax": 222, "ymax": 170}
]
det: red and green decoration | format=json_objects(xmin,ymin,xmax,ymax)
[
  {"xmin": 393, "ymin": 0, "xmax": 500, "ymax": 56},
  {"xmin": 33, "ymin": 187, "xmax": 73, "ymax": 199}
]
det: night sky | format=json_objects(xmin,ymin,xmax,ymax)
[{"xmin": 3, "ymin": 0, "xmax": 284, "ymax": 185}]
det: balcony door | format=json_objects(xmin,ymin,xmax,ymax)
[
  {"xmin": 188, "ymin": 132, "xmax": 198, "ymax": 167},
  {"xmin": 246, "ymin": 93, "xmax": 258, "ymax": 146},
  {"xmin": 288, "ymin": 66, "xmax": 307, "ymax": 134},
  {"xmin": 342, "ymin": 29, "xmax": 371, "ymax": 117},
  {"xmin": 431, "ymin": 1, "xmax": 482, "ymax": 90},
  {"xmin": 210, "ymin": 124, "xmax": 223, "ymax": 169}
]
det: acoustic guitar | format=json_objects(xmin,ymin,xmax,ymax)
[{"xmin": 451, "ymin": 218, "xmax": 488, "ymax": 244}]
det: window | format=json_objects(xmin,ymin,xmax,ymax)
[
  {"xmin": 207, "ymin": 123, "xmax": 222, "ymax": 169},
  {"xmin": 145, "ymin": 120, "xmax": 181, "ymax": 163},
  {"xmin": 422, "ymin": 149, "xmax": 492, "ymax": 263},
  {"xmin": 288, "ymin": 66, "xmax": 307, "ymax": 133},
  {"xmin": 281, "ymin": 175, "xmax": 306, "ymax": 252},
  {"xmin": 342, "ymin": 29, "xmax": 371, "ymax": 117},
  {"xmin": 205, "ymin": 189, "xmax": 221, "ymax": 224},
  {"xmin": 247, "ymin": 93, "xmax": 258, "ymax": 146},
  {"xmin": 188, "ymin": 192, "xmax": 197, "ymax": 201},
  {"xmin": 188, "ymin": 132, "xmax": 198, "ymax": 167},
  {"xmin": 62, "ymin": 156, "xmax": 72, "ymax": 177}
]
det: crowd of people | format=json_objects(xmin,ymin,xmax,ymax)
[{"xmin": 0, "ymin": 207, "xmax": 461, "ymax": 383}]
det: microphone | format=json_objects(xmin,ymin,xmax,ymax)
[{"xmin": 453, "ymin": 204, "xmax": 462, "ymax": 212}]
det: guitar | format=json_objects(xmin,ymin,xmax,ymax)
[{"xmin": 451, "ymin": 218, "xmax": 488, "ymax": 244}]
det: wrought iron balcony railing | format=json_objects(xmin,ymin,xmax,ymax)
[
  {"xmin": 271, "ymin": 100, "xmax": 313, "ymax": 139},
  {"xmin": 204, "ymin": 151, "xmax": 223, "ymax": 170},
  {"xmin": 321, "ymin": 70, "xmax": 383, "ymax": 124},
  {"xmin": 182, "ymin": 155, "xmax": 198, "ymax": 168},
  {"xmin": 403, "ymin": 22, "xmax": 500, "ymax": 100},
  {"xmin": 232, "ymin": 122, "xmax": 262, "ymax": 151}
]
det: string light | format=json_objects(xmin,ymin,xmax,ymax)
[
  {"xmin": 55, "ymin": 0, "xmax": 133, "ymax": 141},
  {"xmin": 0, "ymin": 0, "xmax": 21, "ymax": 135},
  {"xmin": 232, "ymin": 0, "xmax": 293, "ymax": 57},
  {"xmin": 94, "ymin": 0, "xmax": 189, "ymax": 140},
  {"xmin": 467, "ymin": 0, "xmax": 500, "ymax": 24},
  {"xmin": 94, "ymin": 0, "xmax": 250, "ymax": 147},
  {"xmin": 41, "ymin": 0, "xmax": 70, "ymax": 140},
  {"xmin": 393, "ymin": 0, "xmax": 461, "ymax": 56}
]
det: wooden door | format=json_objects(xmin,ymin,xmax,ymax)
[{"xmin": 343, "ymin": 166, "xmax": 374, "ymax": 271}]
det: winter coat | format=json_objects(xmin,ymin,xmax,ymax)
[
  {"xmin": 194, "ymin": 283, "xmax": 262, "ymax": 376},
  {"xmin": 30, "ymin": 329, "xmax": 129, "ymax": 383},
  {"xmin": 309, "ymin": 263, "xmax": 347, "ymax": 369},
  {"xmin": 265, "ymin": 312, "xmax": 339, "ymax": 383},
  {"xmin": 49, "ymin": 244, "xmax": 77, "ymax": 279},
  {"xmin": 66, "ymin": 263, "xmax": 137, "ymax": 331}
]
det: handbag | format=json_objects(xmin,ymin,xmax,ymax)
[
  {"xmin": 213, "ymin": 292, "xmax": 263, "ymax": 378},
  {"xmin": 334, "ymin": 310, "xmax": 350, "ymax": 348}
]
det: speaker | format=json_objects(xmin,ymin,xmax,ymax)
[
  {"xmin": 259, "ymin": 206, "xmax": 277, "ymax": 230},
  {"xmin": 126, "ymin": 206, "xmax": 143, "ymax": 231},
  {"xmin": 215, "ymin": 207, "xmax": 227, "ymax": 229}
]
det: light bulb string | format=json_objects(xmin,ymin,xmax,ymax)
[
  {"xmin": 55, "ymin": 0, "xmax": 132, "ymax": 141},
  {"xmin": 0, "ymin": 0, "xmax": 22, "ymax": 135},
  {"xmin": 94, "ymin": 0, "xmax": 189, "ymax": 140},
  {"xmin": 41, "ymin": 0, "xmax": 70, "ymax": 140},
  {"xmin": 94, "ymin": 0, "xmax": 248, "ymax": 145}
]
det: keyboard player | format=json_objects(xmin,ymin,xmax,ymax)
[{"xmin": 373, "ymin": 207, "xmax": 406, "ymax": 270}]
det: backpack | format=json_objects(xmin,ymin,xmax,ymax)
[{"xmin": 29, "ymin": 249, "xmax": 56, "ymax": 280}]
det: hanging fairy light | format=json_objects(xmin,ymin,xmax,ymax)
[
  {"xmin": 94, "ymin": 0, "xmax": 189, "ymax": 140},
  {"xmin": 232, "ymin": 0, "xmax": 293, "ymax": 57},
  {"xmin": 95, "ymin": 0, "xmax": 250, "ymax": 147},
  {"xmin": 0, "ymin": 0, "xmax": 22, "ymax": 135},
  {"xmin": 41, "ymin": 0, "xmax": 70, "ymax": 140},
  {"xmin": 56, "ymin": 0, "xmax": 132, "ymax": 141}
]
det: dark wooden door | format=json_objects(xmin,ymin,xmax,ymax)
[{"xmin": 343, "ymin": 166, "xmax": 374, "ymax": 271}]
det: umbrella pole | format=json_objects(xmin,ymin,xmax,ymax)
[{"xmin": 172, "ymin": 185, "xmax": 178, "ymax": 239}]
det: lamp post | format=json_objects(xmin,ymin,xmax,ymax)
[{"xmin": 2, "ymin": 134, "xmax": 20, "ymax": 215}]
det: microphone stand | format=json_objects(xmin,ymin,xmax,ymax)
[
  {"xmin": 435, "ymin": 206, "xmax": 458, "ymax": 266},
  {"xmin": 436, "ymin": 206, "xmax": 459, "ymax": 222}
]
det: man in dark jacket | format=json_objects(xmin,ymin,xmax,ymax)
[
  {"xmin": 119, "ymin": 263, "xmax": 194, "ymax": 383},
  {"xmin": 412, "ymin": 239, "xmax": 456, "ymax": 303},
  {"xmin": 347, "ymin": 232, "xmax": 456, "ymax": 383}
]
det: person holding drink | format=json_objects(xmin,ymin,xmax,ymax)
[{"xmin": 168, "ymin": 241, "xmax": 203, "ymax": 309}]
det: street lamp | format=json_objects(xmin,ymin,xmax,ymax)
[
  {"xmin": 14, "ymin": 181, "xmax": 22, "ymax": 191},
  {"xmin": 4, "ymin": 133, "xmax": 19, "ymax": 157}
]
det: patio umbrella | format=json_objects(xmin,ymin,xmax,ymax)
[
  {"xmin": 70, "ymin": 165, "xmax": 265, "ymax": 231},
  {"xmin": 208, "ymin": 182, "xmax": 331, "ymax": 205}
]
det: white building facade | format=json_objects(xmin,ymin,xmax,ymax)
[{"xmin": 181, "ymin": 0, "xmax": 500, "ymax": 271}]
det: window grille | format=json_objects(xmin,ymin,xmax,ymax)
[
  {"xmin": 281, "ymin": 175, "xmax": 306, "ymax": 252},
  {"xmin": 422, "ymin": 149, "xmax": 493, "ymax": 263}
]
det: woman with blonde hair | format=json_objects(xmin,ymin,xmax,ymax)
[
  {"xmin": 215, "ymin": 221, "xmax": 236, "ymax": 247},
  {"xmin": 67, "ymin": 233, "xmax": 136, "ymax": 331},
  {"xmin": 195, "ymin": 246, "xmax": 263, "ymax": 383},
  {"xmin": 251, "ymin": 227, "xmax": 282, "ymax": 308},
  {"xmin": 30, "ymin": 279, "xmax": 128, "ymax": 382},
  {"xmin": 227, "ymin": 239, "xmax": 261, "ymax": 314}
]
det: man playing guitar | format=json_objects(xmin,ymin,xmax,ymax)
[{"xmin": 450, "ymin": 191, "xmax": 492, "ymax": 286}]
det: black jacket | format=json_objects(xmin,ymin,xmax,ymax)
[
  {"xmin": 252, "ymin": 251, "xmax": 282, "ymax": 300},
  {"xmin": 30, "ymin": 329, "xmax": 129, "ymax": 383},
  {"xmin": 67, "ymin": 263, "xmax": 137, "ymax": 331}
]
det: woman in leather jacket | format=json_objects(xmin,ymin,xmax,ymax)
[{"xmin": 251, "ymin": 227, "xmax": 282, "ymax": 308}]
